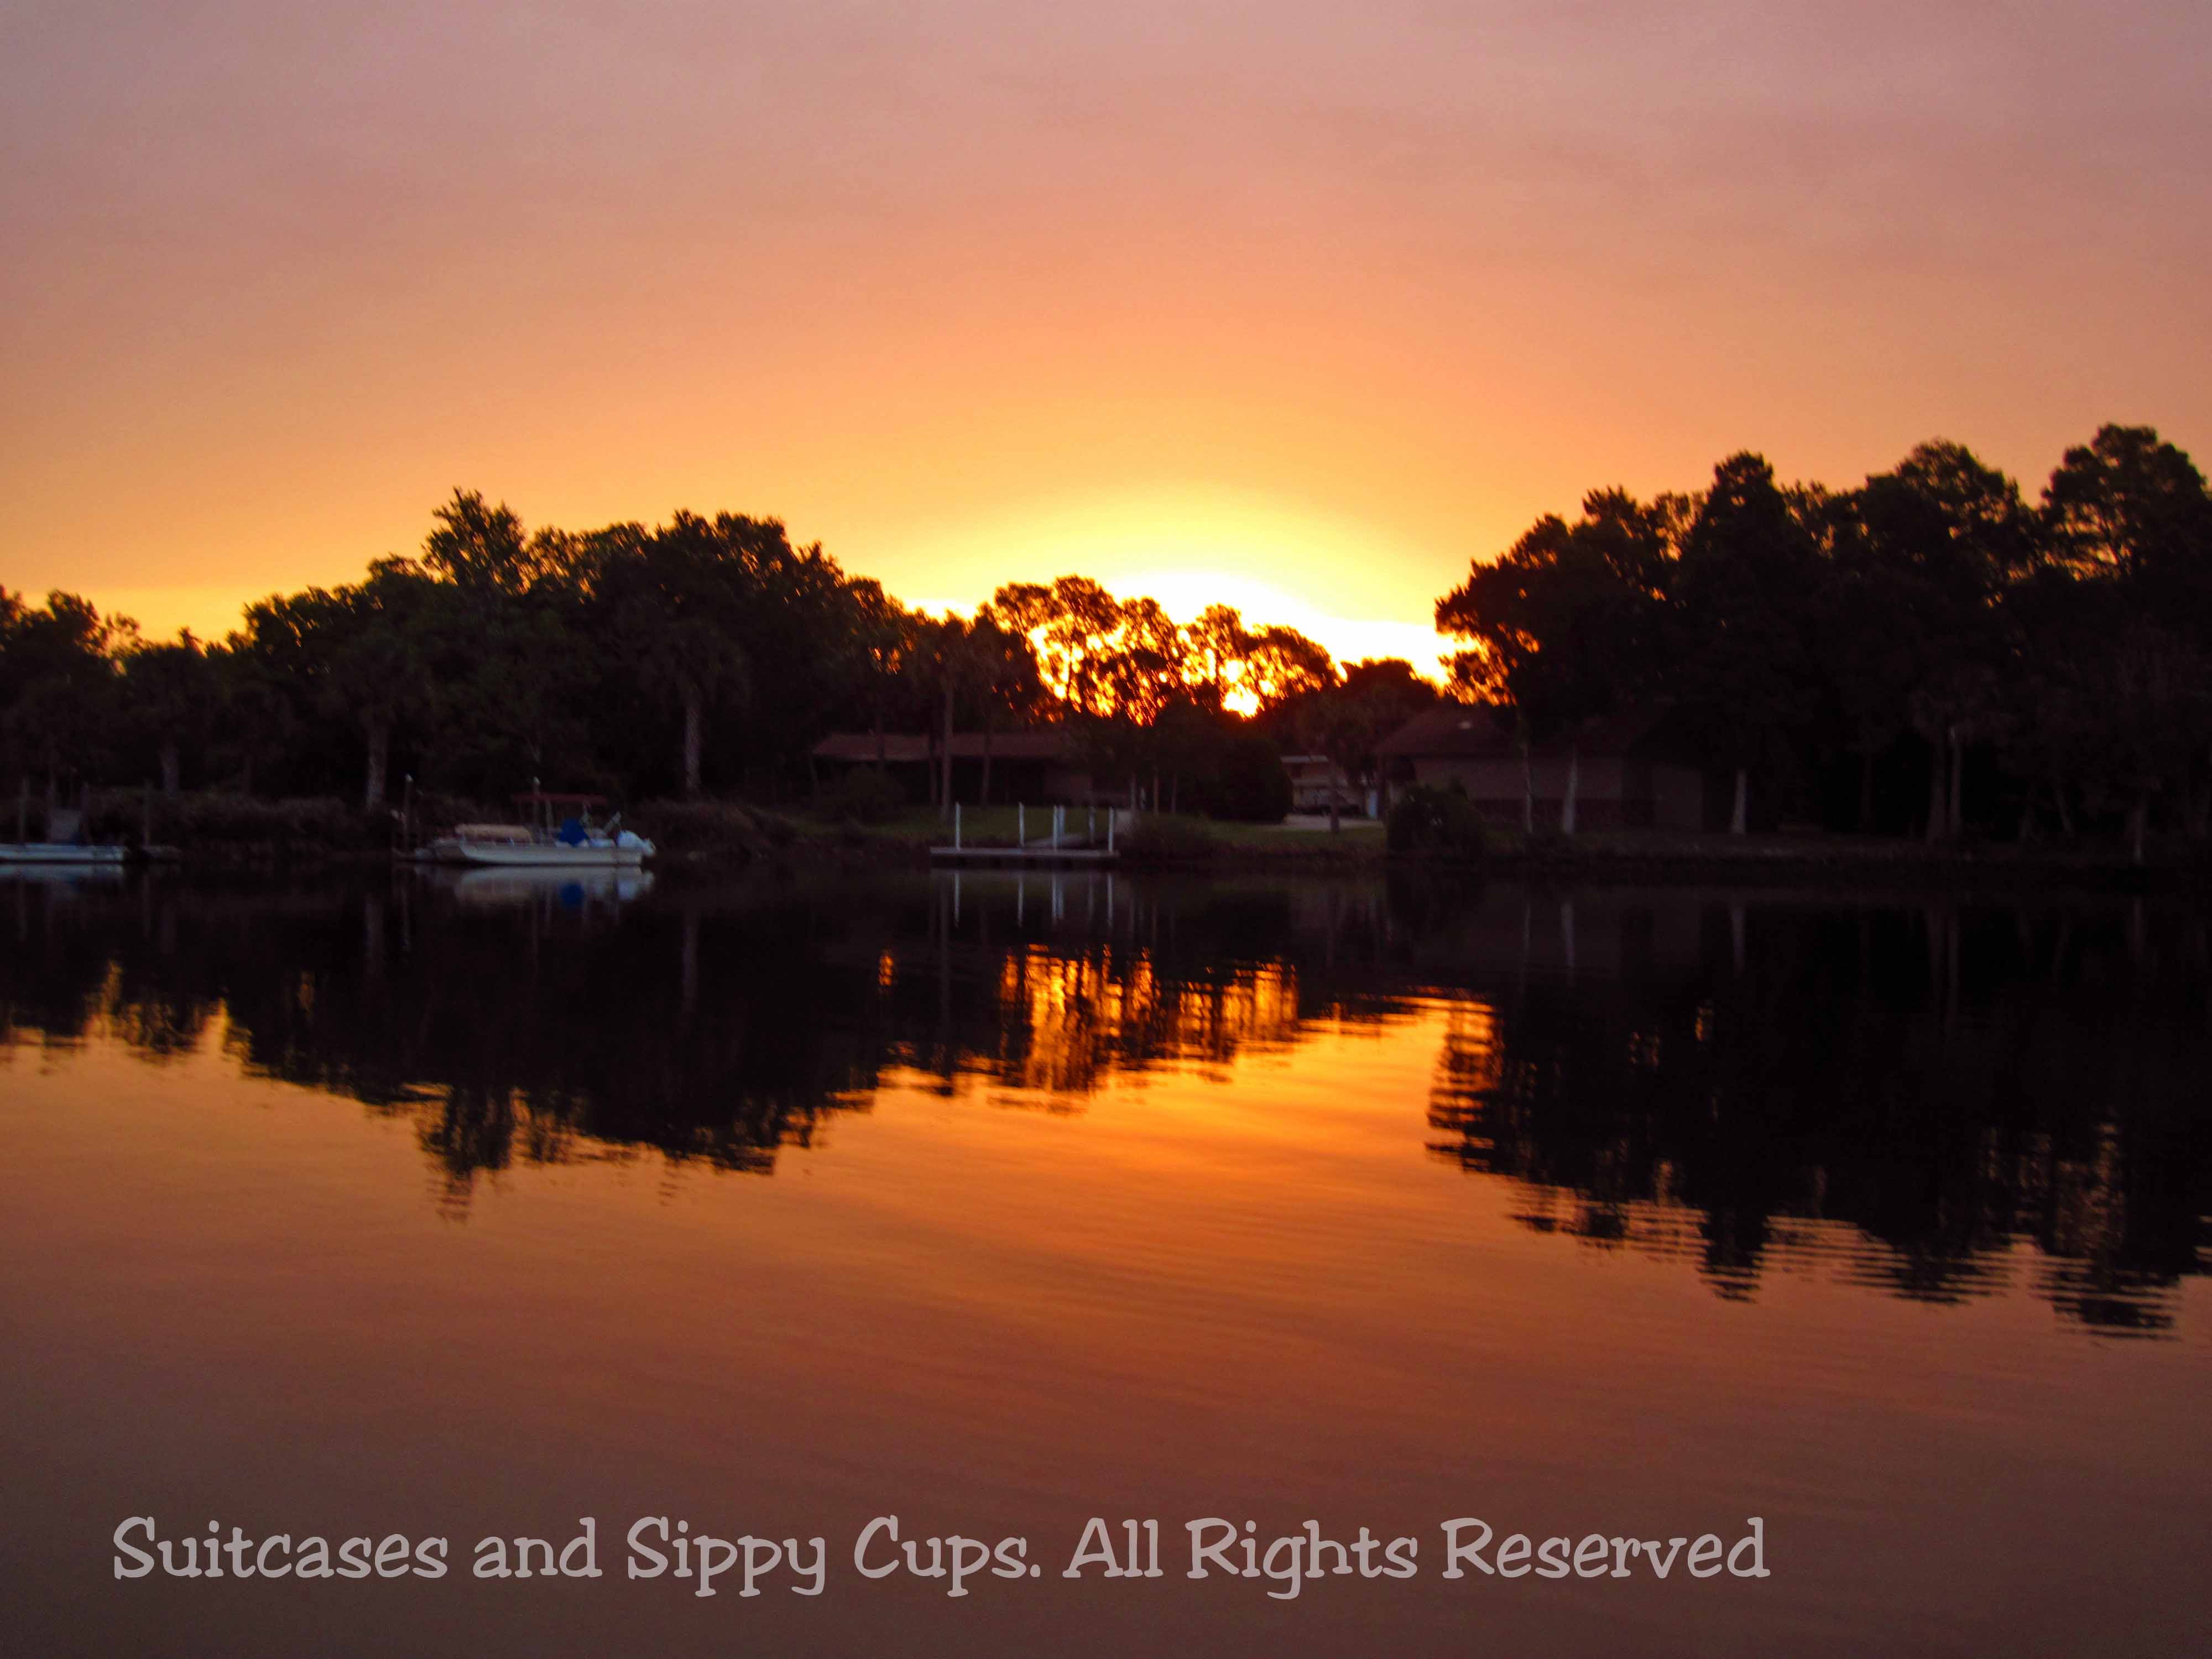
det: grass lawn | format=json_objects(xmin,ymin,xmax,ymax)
[{"xmin": 1201, "ymin": 816, "xmax": 1385, "ymax": 849}]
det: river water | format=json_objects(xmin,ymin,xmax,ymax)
[{"xmin": 3, "ymin": 865, "xmax": 2206, "ymax": 1656}]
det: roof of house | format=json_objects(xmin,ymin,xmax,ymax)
[
  {"xmin": 1376, "ymin": 703, "xmax": 1675, "ymax": 761},
  {"xmin": 811, "ymin": 730, "xmax": 1076, "ymax": 763}
]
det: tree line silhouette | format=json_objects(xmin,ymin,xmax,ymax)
[
  {"xmin": 1439, "ymin": 424, "xmax": 2212, "ymax": 851},
  {"xmin": 4, "ymin": 420, "xmax": 2207, "ymax": 848},
  {"xmin": 0, "ymin": 493, "xmax": 1430, "ymax": 820}
]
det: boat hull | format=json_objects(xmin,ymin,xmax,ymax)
[
  {"xmin": 448, "ymin": 842, "xmax": 650, "ymax": 868},
  {"xmin": 0, "ymin": 844, "xmax": 131, "ymax": 865}
]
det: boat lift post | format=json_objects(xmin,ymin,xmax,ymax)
[
  {"xmin": 953, "ymin": 802, "xmax": 961, "ymax": 850},
  {"xmin": 1017, "ymin": 804, "xmax": 1025, "ymax": 847}
]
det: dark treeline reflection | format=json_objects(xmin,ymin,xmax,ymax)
[
  {"xmin": 3, "ymin": 869, "xmax": 2206, "ymax": 1330},
  {"xmin": 1416, "ymin": 891, "xmax": 2212, "ymax": 1335}
]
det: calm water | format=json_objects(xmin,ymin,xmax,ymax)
[{"xmin": 4, "ymin": 865, "xmax": 2207, "ymax": 1657}]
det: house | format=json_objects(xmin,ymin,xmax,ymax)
[
  {"xmin": 1375, "ymin": 704, "xmax": 1707, "ymax": 831},
  {"xmin": 810, "ymin": 730, "xmax": 1094, "ymax": 804},
  {"xmin": 1280, "ymin": 754, "xmax": 1368, "ymax": 816}
]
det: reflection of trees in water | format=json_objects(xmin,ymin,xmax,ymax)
[
  {"xmin": 1423, "ymin": 898, "xmax": 2211, "ymax": 1335},
  {"xmin": 1, "ymin": 879, "xmax": 223, "ymax": 1058},
  {"xmin": 880, "ymin": 874, "xmax": 1416, "ymax": 1098},
  {"xmin": 949, "ymin": 945, "xmax": 1302, "ymax": 1095},
  {"xmin": 4, "ymin": 874, "xmax": 2206, "ymax": 1334},
  {"xmin": 0, "ymin": 874, "xmax": 1401, "ymax": 1209},
  {"xmin": 0, "ymin": 879, "xmax": 893, "ymax": 1208},
  {"xmin": 218, "ymin": 886, "xmax": 900, "ymax": 1207}
]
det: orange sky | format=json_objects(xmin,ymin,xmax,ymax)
[{"xmin": 5, "ymin": 2, "xmax": 2209, "ymax": 676}]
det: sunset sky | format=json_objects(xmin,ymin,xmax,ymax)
[{"xmin": 6, "ymin": 1, "xmax": 2208, "ymax": 674}]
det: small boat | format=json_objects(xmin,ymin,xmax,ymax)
[
  {"xmin": 0, "ymin": 843, "xmax": 129, "ymax": 866},
  {"xmin": 0, "ymin": 807, "xmax": 131, "ymax": 865},
  {"xmin": 401, "ymin": 790, "xmax": 654, "ymax": 868},
  {"xmin": 419, "ymin": 826, "xmax": 653, "ymax": 867}
]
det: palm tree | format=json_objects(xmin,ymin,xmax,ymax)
[
  {"xmin": 844, "ymin": 582, "xmax": 913, "ymax": 773},
  {"xmin": 323, "ymin": 621, "xmax": 434, "ymax": 808},
  {"xmin": 1298, "ymin": 687, "xmax": 1413, "ymax": 832},
  {"xmin": 624, "ymin": 601, "xmax": 744, "ymax": 798},
  {"xmin": 122, "ymin": 633, "xmax": 217, "ymax": 794},
  {"xmin": 921, "ymin": 614, "xmax": 972, "ymax": 821},
  {"xmin": 967, "ymin": 612, "xmax": 1045, "ymax": 805}
]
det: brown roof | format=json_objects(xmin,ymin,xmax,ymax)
[
  {"xmin": 811, "ymin": 730, "xmax": 1076, "ymax": 763},
  {"xmin": 1376, "ymin": 703, "xmax": 1674, "ymax": 761},
  {"xmin": 1376, "ymin": 703, "xmax": 1509, "ymax": 759}
]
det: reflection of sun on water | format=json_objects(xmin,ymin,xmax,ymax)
[{"xmin": 977, "ymin": 946, "xmax": 1307, "ymax": 1097}]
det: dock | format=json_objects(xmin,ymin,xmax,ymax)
[
  {"xmin": 929, "ymin": 845, "xmax": 1118, "ymax": 864},
  {"xmin": 929, "ymin": 803, "xmax": 1120, "ymax": 865}
]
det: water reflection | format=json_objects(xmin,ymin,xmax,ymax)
[
  {"xmin": 1419, "ymin": 895, "xmax": 2210, "ymax": 1335},
  {"xmin": 409, "ymin": 863, "xmax": 658, "ymax": 909},
  {"xmin": 3, "ymin": 869, "xmax": 2205, "ymax": 1332}
]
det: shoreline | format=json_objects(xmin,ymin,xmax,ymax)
[{"xmin": 36, "ymin": 791, "xmax": 2212, "ymax": 891}]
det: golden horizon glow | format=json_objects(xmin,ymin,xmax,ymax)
[
  {"xmin": 898, "ymin": 485, "xmax": 1455, "ymax": 678},
  {"xmin": 73, "ymin": 490, "xmax": 1456, "ymax": 682}
]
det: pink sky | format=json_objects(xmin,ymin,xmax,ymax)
[{"xmin": 4, "ymin": 1, "xmax": 2207, "ymax": 669}]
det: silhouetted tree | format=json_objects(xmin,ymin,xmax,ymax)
[
  {"xmin": 2045, "ymin": 424, "xmax": 2212, "ymax": 606},
  {"xmin": 1671, "ymin": 455, "xmax": 1824, "ymax": 833},
  {"xmin": 620, "ymin": 601, "xmax": 744, "ymax": 800},
  {"xmin": 1437, "ymin": 487, "xmax": 1672, "ymax": 833},
  {"xmin": 121, "ymin": 632, "xmax": 218, "ymax": 793},
  {"xmin": 420, "ymin": 488, "xmax": 553, "ymax": 596},
  {"xmin": 0, "ymin": 591, "xmax": 130, "ymax": 800}
]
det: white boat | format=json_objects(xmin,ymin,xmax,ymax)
[
  {"xmin": 441, "ymin": 831, "xmax": 651, "ymax": 867},
  {"xmin": 0, "ymin": 842, "xmax": 131, "ymax": 864},
  {"xmin": 0, "ymin": 808, "xmax": 131, "ymax": 864},
  {"xmin": 400, "ymin": 791, "xmax": 654, "ymax": 868}
]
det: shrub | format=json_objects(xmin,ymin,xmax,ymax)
[
  {"xmin": 1386, "ymin": 783, "xmax": 1488, "ymax": 860},
  {"xmin": 627, "ymin": 799, "xmax": 796, "ymax": 859},
  {"xmin": 395, "ymin": 789, "xmax": 480, "ymax": 837},
  {"xmin": 1116, "ymin": 812, "xmax": 1219, "ymax": 863},
  {"xmin": 76, "ymin": 790, "xmax": 383, "ymax": 860},
  {"xmin": 813, "ymin": 768, "xmax": 906, "ymax": 825},
  {"xmin": 1522, "ymin": 826, "xmax": 1574, "ymax": 860},
  {"xmin": 1204, "ymin": 734, "xmax": 1293, "ymax": 823}
]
